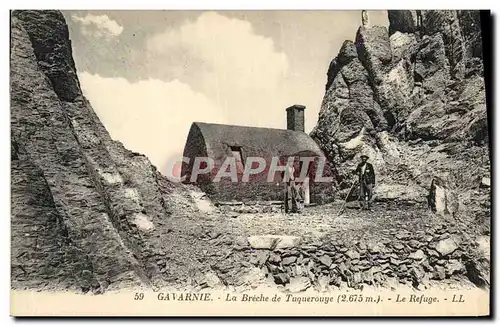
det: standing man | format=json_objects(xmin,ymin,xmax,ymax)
[
  {"xmin": 283, "ymin": 162, "xmax": 303, "ymax": 214},
  {"xmin": 354, "ymin": 154, "xmax": 375, "ymax": 210}
]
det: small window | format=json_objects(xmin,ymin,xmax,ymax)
[{"xmin": 230, "ymin": 146, "xmax": 243, "ymax": 163}]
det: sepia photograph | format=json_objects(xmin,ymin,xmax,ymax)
[{"xmin": 9, "ymin": 8, "xmax": 491, "ymax": 317}]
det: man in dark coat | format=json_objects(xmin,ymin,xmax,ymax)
[
  {"xmin": 283, "ymin": 164, "xmax": 303, "ymax": 214},
  {"xmin": 354, "ymin": 154, "xmax": 375, "ymax": 210}
]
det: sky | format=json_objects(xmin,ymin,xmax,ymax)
[{"xmin": 63, "ymin": 10, "xmax": 388, "ymax": 175}]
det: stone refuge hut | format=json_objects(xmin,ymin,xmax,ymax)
[{"xmin": 181, "ymin": 105, "xmax": 335, "ymax": 203}]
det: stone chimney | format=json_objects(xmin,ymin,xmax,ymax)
[{"xmin": 286, "ymin": 104, "xmax": 305, "ymax": 132}]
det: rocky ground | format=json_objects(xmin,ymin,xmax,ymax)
[{"xmin": 148, "ymin": 195, "xmax": 490, "ymax": 294}]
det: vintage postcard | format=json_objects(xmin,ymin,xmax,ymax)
[{"xmin": 10, "ymin": 9, "xmax": 491, "ymax": 316}]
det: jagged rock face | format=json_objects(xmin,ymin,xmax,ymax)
[
  {"xmin": 387, "ymin": 10, "xmax": 419, "ymax": 35},
  {"xmin": 10, "ymin": 10, "xmax": 191, "ymax": 292},
  {"xmin": 311, "ymin": 10, "xmax": 490, "ymax": 212},
  {"xmin": 457, "ymin": 11, "xmax": 483, "ymax": 59},
  {"xmin": 14, "ymin": 11, "xmax": 82, "ymax": 101},
  {"xmin": 390, "ymin": 31, "xmax": 418, "ymax": 62},
  {"xmin": 355, "ymin": 25, "xmax": 393, "ymax": 84},
  {"xmin": 421, "ymin": 10, "xmax": 466, "ymax": 79},
  {"xmin": 414, "ymin": 34, "xmax": 450, "ymax": 95}
]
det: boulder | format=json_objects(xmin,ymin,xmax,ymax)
[
  {"xmin": 268, "ymin": 252, "xmax": 281, "ymax": 265},
  {"xmin": 428, "ymin": 177, "xmax": 459, "ymax": 216},
  {"xmin": 390, "ymin": 257, "xmax": 403, "ymax": 266},
  {"xmin": 273, "ymin": 273, "xmax": 290, "ymax": 285},
  {"xmin": 432, "ymin": 265, "xmax": 446, "ymax": 280},
  {"xmin": 286, "ymin": 276, "xmax": 311, "ymax": 293},
  {"xmin": 242, "ymin": 267, "xmax": 266, "ymax": 287},
  {"xmin": 255, "ymin": 251, "xmax": 270, "ymax": 267},
  {"xmin": 398, "ymin": 264, "xmax": 408, "ymax": 273},
  {"xmin": 367, "ymin": 243, "xmax": 386, "ymax": 254},
  {"xmin": 361, "ymin": 269, "xmax": 375, "ymax": 285},
  {"xmin": 318, "ymin": 255, "xmax": 333, "ymax": 268},
  {"xmin": 408, "ymin": 249, "xmax": 426, "ymax": 260},
  {"xmin": 345, "ymin": 249, "xmax": 360, "ymax": 260},
  {"xmin": 373, "ymin": 183, "xmax": 426, "ymax": 203},
  {"xmin": 442, "ymin": 104, "xmax": 488, "ymax": 143},
  {"xmin": 316, "ymin": 274, "xmax": 330, "ymax": 292},
  {"xmin": 435, "ymin": 237, "xmax": 459, "ymax": 256},
  {"xmin": 395, "ymin": 231, "xmax": 411, "ymax": 240},
  {"xmin": 282, "ymin": 256, "xmax": 297, "ymax": 266},
  {"xmin": 199, "ymin": 271, "xmax": 222, "ymax": 289},
  {"xmin": 392, "ymin": 242, "xmax": 405, "ymax": 251},
  {"xmin": 247, "ymin": 235, "xmax": 301, "ymax": 249},
  {"xmin": 408, "ymin": 239, "xmax": 422, "ymax": 249},
  {"xmin": 446, "ymin": 260, "xmax": 465, "ymax": 276},
  {"xmin": 410, "ymin": 265, "xmax": 426, "ymax": 284}
]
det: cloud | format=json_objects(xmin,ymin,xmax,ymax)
[
  {"xmin": 78, "ymin": 72, "xmax": 228, "ymax": 174},
  {"xmin": 77, "ymin": 12, "xmax": 300, "ymax": 177},
  {"xmin": 72, "ymin": 14, "xmax": 124, "ymax": 38},
  {"xmin": 142, "ymin": 12, "xmax": 291, "ymax": 128}
]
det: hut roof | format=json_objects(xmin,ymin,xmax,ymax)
[{"xmin": 189, "ymin": 122, "xmax": 325, "ymax": 161}]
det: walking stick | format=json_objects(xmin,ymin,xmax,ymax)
[
  {"xmin": 336, "ymin": 180, "xmax": 358, "ymax": 217},
  {"xmin": 281, "ymin": 181, "xmax": 288, "ymax": 214}
]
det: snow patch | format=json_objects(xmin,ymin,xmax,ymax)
[
  {"xmin": 377, "ymin": 131, "xmax": 400, "ymax": 159},
  {"xmin": 123, "ymin": 187, "xmax": 140, "ymax": 202},
  {"xmin": 339, "ymin": 128, "xmax": 365, "ymax": 149},
  {"xmin": 99, "ymin": 170, "xmax": 123, "ymax": 185},
  {"xmin": 434, "ymin": 185, "xmax": 447, "ymax": 215},
  {"xmin": 189, "ymin": 190, "xmax": 216, "ymax": 213},
  {"xmin": 133, "ymin": 213, "xmax": 155, "ymax": 232}
]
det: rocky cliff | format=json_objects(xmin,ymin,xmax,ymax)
[
  {"xmin": 10, "ymin": 10, "xmax": 206, "ymax": 293},
  {"xmin": 311, "ymin": 10, "xmax": 490, "ymax": 222}
]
